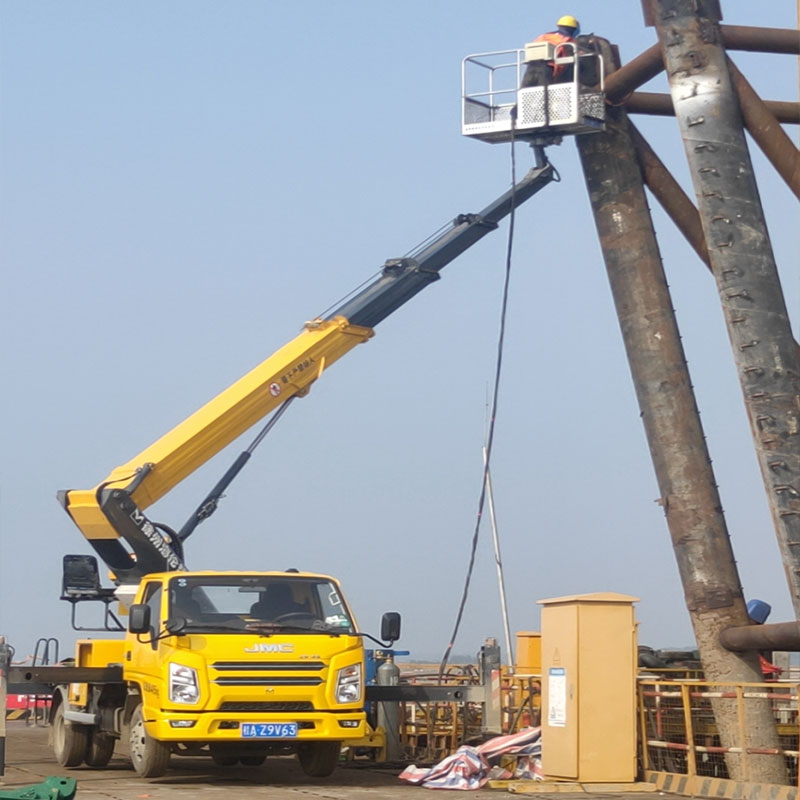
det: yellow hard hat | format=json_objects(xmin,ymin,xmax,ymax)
[{"xmin": 557, "ymin": 14, "xmax": 580, "ymax": 29}]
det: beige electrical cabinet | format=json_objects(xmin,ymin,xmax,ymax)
[{"xmin": 539, "ymin": 592, "xmax": 638, "ymax": 782}]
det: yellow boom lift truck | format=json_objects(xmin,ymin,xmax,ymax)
[{"xmin": 16, "ymin": 43, "xmax": 603, "ymax": 779}]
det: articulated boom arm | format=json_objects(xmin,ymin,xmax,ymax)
[{"xmin": 60, "ymin": 163, "xmax": 554, "ymax": 584}]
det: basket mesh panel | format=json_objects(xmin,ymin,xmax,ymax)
[
  {"xmin": 548, "ymin": 85, "xmax": 575, "ymax": 122},
  {"xmin": 464, "ymin": 98, "xmax": 491, "ymax": 125},
  {"xmin": 519, "ymin": 88, "xmax": 546, "ymax": 126}
]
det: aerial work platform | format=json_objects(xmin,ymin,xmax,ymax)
[{"xmin": 462, "ymin": 42, "xmax": 605, "ymax": 143}]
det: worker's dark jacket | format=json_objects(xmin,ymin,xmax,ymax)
[{"xmin": 521, "ymin": 31, "xmax": 575, "ymax": 87}]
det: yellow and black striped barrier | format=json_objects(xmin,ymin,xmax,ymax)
[{"xmin": 645, "ymin": 770, "xmax": 799, "ymax": 800}]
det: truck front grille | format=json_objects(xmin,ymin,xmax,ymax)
[
  {"xmin": 218, "ymin": 701, "xmax": 315, "ymax": 712},
  {"xmin": 211, "ymin": 661, "xmax": 325, "ymax": 671},
  {"xmin": 209, "ymin": 661, "xmax": 325, "ymax": 688},
  {"xmin": 213, "ymin": 676, "xmax": 323, "ymax": 687}
]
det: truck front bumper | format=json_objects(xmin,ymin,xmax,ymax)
[{"xmin": 148, "ymin": 710, "xmax": 366, "ymax": 742}]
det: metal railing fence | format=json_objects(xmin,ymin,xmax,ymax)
[{"xmin": 639, "ymin": 678, "xmax": 800, "ymax": 784}]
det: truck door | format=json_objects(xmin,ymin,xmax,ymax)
[{"xmin": 128, "ymin": 581, "xmax": 166, "ymax": 711}]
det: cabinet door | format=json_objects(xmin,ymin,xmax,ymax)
[
  {"xmin": 541, "ymin": 604, "xmax": 578, "ymax": 779},
  {"xmin": 578, "ymin": 604, "xmax": 637, "ymax": 782}
]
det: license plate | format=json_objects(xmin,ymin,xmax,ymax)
[{"xmin": 241, "ymin": 722, "xmax": 298, "ymax": 738}]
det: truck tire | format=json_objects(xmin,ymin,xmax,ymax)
[
  {"xmin": 53, "ymin": 701, "xmax": 89, "ymax": 767},
  {"xmin": 129, "ymin": 705, "xmax": 170, "ymax": 778},
  {"xmin": 85, "ymin": 732, "xmax": 116, "ymax": 767},
  {"xmin": 297, "ymin": 741, "xmax": 341, "ymax": 777}
]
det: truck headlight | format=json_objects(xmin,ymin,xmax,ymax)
[
  {"xmin": 169, "ymin": 663, "xmax": 200, "ymax": 704},
  {"xmin": 335, "ymin": 664, "xmax": 361, "ymax": 704}
]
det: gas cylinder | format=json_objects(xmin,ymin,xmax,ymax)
[{"xmin": 376, "ymin": 652, "xmax": 401, "ymax": 761}]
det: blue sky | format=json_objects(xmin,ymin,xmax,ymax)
[{"xmin": 1, "ymin": 1, "xmax": 797, "ymax": 663}]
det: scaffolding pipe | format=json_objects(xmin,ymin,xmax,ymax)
[
  {"xmin": 629, "ymin": 121, "xmax": 711, "ymax": 268},
  {"xmin": 728, "ymin": 58, "xmax": 800, "ymax": 199},
  {"xmin": 577, "ymin": 34, "xmax": 785, "ymax": 785},
  {"xmin": 483, "ymin": 446, "xmax": 514, "ymax": 670},
  {"xmin": 625, "ymin": 92, "xmax": 800, "ymax": 124},
  {"xmin": 721, "ymin": 25, "xmax": 800, "ymax": 55},
  {"xmin": 606, "ymin": 43, "xmax": 663, "ymax": 104},
  {"xmin": 721, "ymin": 621, "xmax": 800, "ymax": 652},
  {"xmin": 655, "ymin": 0, "xmax": 800, "ymax": 622}
]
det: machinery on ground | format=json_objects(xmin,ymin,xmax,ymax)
[
  {"xmin": 27, "ymin": 43, "xmax": 603, "ymax": 780},
  {"xmin": 47, "ymin": 162, "xmax": 554, "ymax": 778}
]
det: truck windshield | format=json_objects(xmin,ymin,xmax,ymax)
[{"xmin": 167, "ymin": 575, "xmax": 356, "ymax": 635}]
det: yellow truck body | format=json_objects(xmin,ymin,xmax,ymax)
[{"xmin": 53, "ymin": 570, "xmax": 368, "ymax": 777}]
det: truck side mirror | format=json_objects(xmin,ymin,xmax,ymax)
[
  {"xmin": 381, "ymin": 612, "xmax": 401, "ymax": 643},
  {"xmin": 128, "ymin": 604, "xmax": 151, "ymax": 634}
]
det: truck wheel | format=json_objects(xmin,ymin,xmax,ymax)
[
  {"xmin": 240, "ymin": 754, "xmax": 266, "ymax": 766},
  {"xmin": 129, "ymin": 705, "xmax": 170, "ymax": 778},
  {"xmin": 53, "ymin": 701, "xmax": 89, "ymax": 767},
  {"xmin": 85, "ymin": 732, "xmax": 116, "ymax": 767},
  {"xmin": 297, "ymin": 741, "xmax": 341, "ymax": 777}
]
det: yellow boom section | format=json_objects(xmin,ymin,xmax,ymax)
[{"xmin": 64, "ymin": 316, "xmax": 373, "ymax": 544}]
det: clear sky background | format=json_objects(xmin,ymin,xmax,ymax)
[{"xmin": 1, "ymin": 1, "xmax": 797, "ymax": 664}]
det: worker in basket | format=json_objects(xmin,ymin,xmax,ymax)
[{"xmin": 522, "ymin": 14, "xmax": 581, "ymax": 88}]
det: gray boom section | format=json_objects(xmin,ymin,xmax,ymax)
[{"xmin": 329, "ymin": 163, "xmax": 555, "ymax": 329}]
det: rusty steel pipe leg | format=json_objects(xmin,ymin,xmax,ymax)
[
  {"xmin": 577, "ymin": 35, "xmax": 785, "ymax": 786},
  {"xmin": 655, "ymin": 0, "xmax": 800, "ymax": 623},
  {"xmin": 630, "ymin": 117, "xmax": 800, "ymax": 361},
  {"xmin": 727, "ymin": 58, "xmax": 800, "ymax": 199},
  {"xmin": 628, "ymin": 121, "xmax": 711, "ymax": 268}
]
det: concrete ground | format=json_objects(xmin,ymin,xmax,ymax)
[{"xmin": 0, "ymin": 722, "xmax": 671, "ymax": 799}]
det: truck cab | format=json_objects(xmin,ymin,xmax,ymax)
[{"xmin": 53, "ymin": 570, "xmax": 398, "ymax": 778}]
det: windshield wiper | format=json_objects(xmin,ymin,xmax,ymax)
[
  {"xmin": 181, "ymin": 622, "xmax": 246, "ymax": 632},
  {"xmin": 245, "ymin": 621, "xmax": 347, "ymax": 636}
]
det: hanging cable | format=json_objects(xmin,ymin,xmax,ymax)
[{"xmin": 438, "ymin": 116, "xmax": 531, "ymax": 680}]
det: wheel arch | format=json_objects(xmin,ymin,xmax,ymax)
[
  {"xmin": 122, "ymin": 684, "xmax": 142, "ymax": 726},
  {"xmin": 48, "ymin": 685, "xmax": 70, "ymax": 725}
]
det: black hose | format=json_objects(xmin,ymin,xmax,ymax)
[{"xmin": 439, "ymin": 116, "xmax": 520, "ymax": 680}]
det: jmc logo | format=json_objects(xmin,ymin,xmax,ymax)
[{"xmin": 244, "ymin": 643, "xmax": 294, "ymax": 653}]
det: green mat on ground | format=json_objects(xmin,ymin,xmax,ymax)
[{"xmin": 0, "ymin": 777, "xmax": 77, "ymax": 800}]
